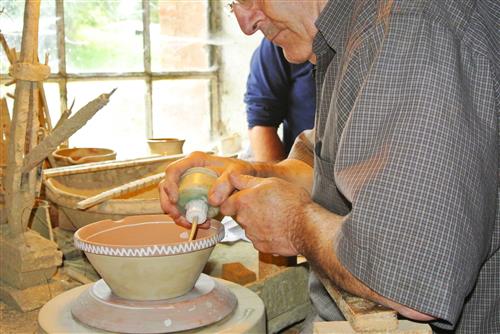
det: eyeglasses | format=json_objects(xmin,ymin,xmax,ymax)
[{"xmin": 224, "ymin": 0, "xmax": 253, "ymax": 14}]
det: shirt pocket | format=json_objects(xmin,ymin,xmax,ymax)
[
  {"xmin": 314, "ymin": 139, "xmax": 336, "ymax": 183},
  {"xmin": 313, "ymin": 141, "xmax": 351, "ymax": 215}
]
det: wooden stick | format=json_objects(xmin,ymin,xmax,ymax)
[
  {"xmin": 42, "ymin": 154, "xmax": 183, "ymax": 179},
  {"xmin": 76, "ymin": 172, "xmax": 164, "ymax": 210},
  {"xmin": 53, "ymin": 108, "xmax": 71, "ymax": 130},
  {"xmin": 0, "ymin": 33, "xmax": 15, "ymax": 65},
  {"xmin": 37, "ymin": 81, "xmax": 52, "ymax": 131},
  {"xmin": 188, "ymin": 217, "xmax": 198, "ymax": 241},
  {"xmin": 22, "ymin": 89, "xmax": 116, "ymax": 173},
  {"xmin": 10, "ymin": 48, "xmax": 18, "ymax": 63}
]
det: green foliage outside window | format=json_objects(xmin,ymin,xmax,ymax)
[{"xmin": 64, "ymin": 0, "xmax": 143, "ymax": 73}]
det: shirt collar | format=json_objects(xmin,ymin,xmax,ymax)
[{"xmin": 313, "ymin": 0, "xmax": 356, "ymax": 56}]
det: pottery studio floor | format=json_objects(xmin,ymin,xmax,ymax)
[{"xmin": 0, "ymin": 240, "xmax": 304, "ymax": 334}]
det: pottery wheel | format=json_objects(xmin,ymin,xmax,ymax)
[
  {"xmin": 68, "ymin": 274, "xmax": 236, "ymax": 333},
  {"xmin": 38, "ymin": 275, "xmax": 265, "ymax": 334}
]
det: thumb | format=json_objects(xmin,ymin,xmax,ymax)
[{"xmin": 229, "ymin": 173, "xmax": 263, "ymax": 190}]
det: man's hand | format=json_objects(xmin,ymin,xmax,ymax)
[
  {"xmin": 159, "ymin": 151, "xmax": 256, "ymax": 228},
  {"xmin": 220, "ymin": 173, "xmax": 312, "ymax": 256}
]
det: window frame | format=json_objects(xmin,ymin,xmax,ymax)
[{"xmin": 2, "ymin": 0, "xmax": 223, "ymax": 141}]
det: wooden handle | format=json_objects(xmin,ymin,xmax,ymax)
[{"xmin": 76, "ymin": 172, "xmax": 164, "ymax": 210}]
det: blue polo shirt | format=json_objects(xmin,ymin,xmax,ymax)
[{"xmin": 244, "ymin": 38, "xmax": 316, "ymax": 154}]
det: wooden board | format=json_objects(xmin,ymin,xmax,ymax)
[
  {"xmin": 317, "ymin": 275, "xmax": 398, "ymax": 332},
  {"xmin": 314, "ymin": 320, "xmax": 432, "ymax": 334}
]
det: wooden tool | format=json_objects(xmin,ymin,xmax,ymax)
[
  {"xmin": 188, "ymin": 217, "xmax": 198, "ymax": 241},
  {"xmin": 76, "ymin": 172, "xmax": 164, "ymax": 210}
]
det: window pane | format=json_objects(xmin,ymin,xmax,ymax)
[
  {"xmin": 152, "ymin": 80, "xmax": 210, "ymax": 152},
  {"xmin": 64, "ymin": 0, "xmax": 143, "ymax": 73},
  {"xmin": 42, "ymin": 82, "xmax": 61, "ymax": 128},
  {"xmin": 150, "ymin": 0, "xmax": 209, "ymax": 71},
  {"xmin": 0, "ymin": 1, "xmax": 58, "ymax": 73},
  {"xmin": 0, "ymin": 82, "xmax": 59, "ymax": 127},
  {"xmin": 67, "ymin": 80, "xmax": 147, "ymax": 159}
]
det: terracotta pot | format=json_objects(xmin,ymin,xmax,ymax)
[
  {"xmin": 74, "ymin": 215, "xmax": 224, "ymax": 301},
  {"xmin": 53, "ymin": 147, "xmax": 116, "ymax": 166},
  {"xmin": 147, "ymin": 138, "xmax": 185, "ymax": 155}
]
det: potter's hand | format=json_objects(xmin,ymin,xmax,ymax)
[
  {"xmin": 220, "ymin": 173, "xmax": 312, "ymax": 256},
  {"xmin": 159, "ymin": 151, "xmax": 256, "ymax": 228}
]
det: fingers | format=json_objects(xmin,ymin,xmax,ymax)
[
  {"xmin": 208, "ymin": 169, "xmax": 234, "ymax": 206},
  {"xmin": 210, "ymin": 172, "xmax": 263, "ymax": 206},
  {"xmin": 229, "ymin": 173, "xmax": 263, "ymax": 190},
  {"xmin": 163, "ymin": 151, "xmax": 212, "ymax": 203},
  {"xmin": 219, "ymin": 190, "xmax": 240, "ymax": 217},
  {"xmin": 219, "ymin": 173, "xmax": 267, "ymax": 217}
]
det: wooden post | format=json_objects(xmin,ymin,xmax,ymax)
[
  {"xmin": 0, "ymin": 98, "xmax": 10, "ymax": 219},
  {"xmin": 0, "ymin": 98, "xmax": 10, "ymax": 168},
  {"xmin": 4, "ymin": 0, "xmax": 46, "ymax": 236}
]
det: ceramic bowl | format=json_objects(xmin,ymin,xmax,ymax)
[
  {"xmin": 147, "ymin": 138, "xmax": 185, "ymax": 156},
  {"xmin": 53, "ymin": 147, "xmax": 116, "ymax": 166},
  {"xmin": 74, "ymin": 215, "xmax": 224, "ymax": 301}
]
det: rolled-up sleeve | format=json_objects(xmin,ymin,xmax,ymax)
[{"xmin": 245, "ymin": 39, "xmax": 289, "ymax": 129}]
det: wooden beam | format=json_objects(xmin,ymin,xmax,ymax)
[
  {"xmin": 0, "ymin": 98, "xmax": 10, "ymax": 166},
  {"xmin": 317, "ymin": 274, "xmax": 398, "ymax": 332},
  {"xmin": 4, "ymin": 0, "xmax": 42, "ymax": 236}
]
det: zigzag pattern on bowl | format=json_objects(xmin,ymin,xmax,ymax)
[{"xmin": 74, "ymin": 229, "xmax": 224, "ymax": 257}]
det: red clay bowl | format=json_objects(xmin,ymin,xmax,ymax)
[{"xmin": 74, "ymin": 214, "xmax": 224, "ymax": 300}]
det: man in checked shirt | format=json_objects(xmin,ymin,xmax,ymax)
[{"xmin": 160, "ymin": 0, "xmax": 499, "ymax": 332}]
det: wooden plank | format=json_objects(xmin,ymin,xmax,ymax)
[
  {"xmin": 317, "ymin": 275, "xmax": 398, "ymax": 332},
  {"xmin": 314, "ymin": 320, "xmax": 432, "ymax": 334},
  {"xmin": 42, "ymin": 154, "xmax": 184, "ymax": 179}
]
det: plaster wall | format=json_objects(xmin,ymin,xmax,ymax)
[{"xmin": 217, "ymin": 12, "xmax": 262, "ymax": 146}]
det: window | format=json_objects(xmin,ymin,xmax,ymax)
[{"xmin": 0, "ymin": 0, "xmax": 221, "ymax": 159}]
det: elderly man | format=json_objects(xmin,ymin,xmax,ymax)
[{"xmin": 160, "ymin": 0, "xmax": 499, "ymax": 333}]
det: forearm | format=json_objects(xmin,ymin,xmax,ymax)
[
  {"xmin": 295, "ymin": 202, "xmax": 436, "ymax": 321},
  {"xmin": 248, "ymin": 128, "xmax": 315, "ymax": 192},
  {"xmin": 248, "ymin": 126, "xmax": 285, "ymax": 162},
  {"xmin": 249, "ymin": 158, "xmax": 313, "ymax": 194}
]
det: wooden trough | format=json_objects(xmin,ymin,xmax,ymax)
[{"xmin": 43, "ymin": 154, "xmax": 183, "ymax": 231}]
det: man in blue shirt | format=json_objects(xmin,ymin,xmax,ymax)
[{"xmin": 245, "ymin": 38, "xmax": 315, "ymax": 161}]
